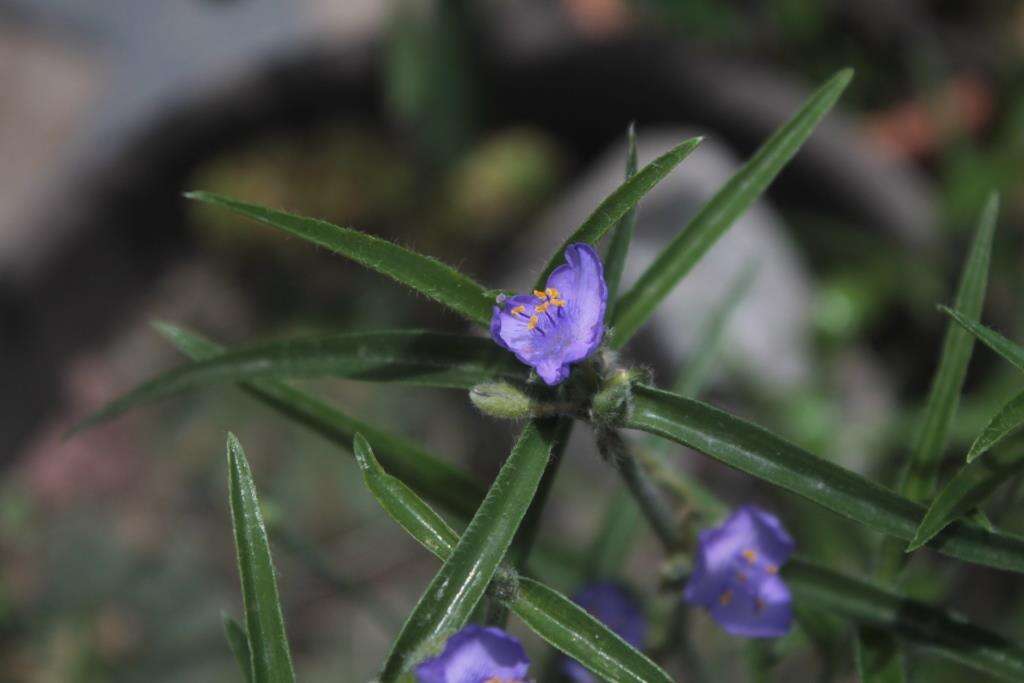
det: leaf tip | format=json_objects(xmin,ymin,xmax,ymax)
[
  {"xmin": 352, "ymin": 433, "xmax": 374, "ymax": 472},
  {"xmin": 226, "ymin": 431, "xmax": 245, "ymax": 468},
  {"xmin": 834, "ymin": 67, "xmax": 855, "ymax": 86},
  {"xmin": 150, "ymin": 319, "xmax": 181, "ymax": 339}
]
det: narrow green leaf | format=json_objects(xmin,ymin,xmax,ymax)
[
  {"xmin": 603, "ymin": 123, "xmax": 639, "ymax": 304},
  {"xmin": 900, "ymin": 192, "xmax": 999, "ymax": 503},
  {"xmin": 907, "ymin": 449, "xmax": 1024, "ymax": 551},
  {"xmin": 354, "ymin": 435, "xmax": 673, "ymax": 683},
  {"xmin": 509, "ymin": 417, "xmax": 574, "ymax": 571},
  {"xmin": 609, "ymin": 68, "xmax": 853, "ymax": 348},
  {"xmin": 225, "ymin": 434, "xmax": 295, "ymax": 683},
  {"xmin": 855, "ymin": 627, "xmax": 905, "ymax": 683},
  {"xmin": 186, "ymin": 191, "xmax": 494, "ymax": 326},
  {"xmin": 968, "ymin": 390, "xmax": 1024, "ymax": 463},
  {"xmin": 379, "ymin": 421, "xmax": 558, "ymax": 680},
  {"xmin": 627, "ymin": 385, "xmax": 1024, "ymax": 573},
  {"xmin": 534, "ymin": 136, "xmax": 703, "ymax": 287},
  {"xmin": 156, "ymin": 322, "xmax": 484, "ymax": 519},
  {"xmin": 72, "ymin": 330, "xmax": 527, "ymax": 434},
  {"xmin": 514, "ymin": 577, "xmax": 673, "ymax": 683},
  {"xmin": 943, "ymin": 306, "xmax": 1024, "ymax": 374},
  {"xmin": 787, "ymin": 558, "xmax": 1024, "ymax": 681},
  {"xmin": 222, "ymin": 613, "xmax": 253, "ymax": 683},
  {"xmin": 353, "ymin": 434, "xmax": 460, "ymax": 560}
]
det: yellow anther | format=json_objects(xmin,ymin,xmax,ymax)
[
  {"xmin": 510, "ymin": 305, "xmax": 526, "ymax": 316},
  {"xmin": 533, "ymin": 289, "xmax": 548, "ymax": 300},
  {"xmin": 535, "ymin": 302, "xmax": 550, "ymax": 313},
  {"xmin": 765, "ymin": 564, "xmax": 778, "ymax": 575},
  {"xmin": 527, "ymin": 316, "xmax": 539, "ymax": 331},
  {"xmin": 742, "ymin": 549, "xmax": 758, "ymax": 565},
  {"xmin": 545, "ymin": 287, "xmax": 560, "ymax": 298},
  {"xmin": 719, "ymin": 590, "xmax": 733, "ymax": 606},
  {"xmin": 549, "ymin": 298, "xmax": 566, "ymax": 307}
]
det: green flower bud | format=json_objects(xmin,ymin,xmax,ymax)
[
  {"xmin": 469, "ymin": 383, "xmax": 536, "ymax": 419},
  {"xmin": 590, "ymin": 369, "xmax": 634, "ymax": 426}
]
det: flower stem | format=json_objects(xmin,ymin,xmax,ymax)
[{"xmin": 600, "ymin": 428, "xmax": 682, "ymax": 551}]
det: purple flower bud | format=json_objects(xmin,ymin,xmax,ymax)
[
  {"xmin": 414, "ymin": 625, "xmax": 530, "ymax": 683},
  {"xmin": 683, "ymin": 505, "xmax": 795, "ymax": 638},
  {"xmin": 561, "ymin": 581, "xmax": 647, "ymax": 683},
  {"xmin": 491, "ymin": 243, "xmax": 607, "ymax": 385}
]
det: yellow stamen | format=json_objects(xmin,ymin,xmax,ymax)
[
  {"xmin": 527, "ymin": 316, "xmax": 539, "ymax": 331},
  {"xmin": 533, "ymin": 289, "xmax": 548, "ymax": 300},
  {"xmin": 510, "ymin": 305, "xmax": 526, "ymax": 316},
  {"xmin": 765, "ymin": 564, "xmax": 778, "ymax": 575},
  {"xmin": 549, "ymin": 298, "xmax": 566, "ymax": 307},
  {"xmin": 719, "ymin": 590, "xmax": 733, "ymax": 606},
  {"xmin": 545, "ymin": 287, "xmax": 560, "ymax": 298},
  {"xmin": 742, "ymin": 549, "xmax": 758, "ymax": 565}
]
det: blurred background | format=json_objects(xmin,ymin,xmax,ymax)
[{"xmin": 2, "ymin": 1, "xmax": 1024, "ymax": 680}]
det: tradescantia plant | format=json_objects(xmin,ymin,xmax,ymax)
[{"xmin": 72, "ymin": 67, "xmax": 1024, "ymax": 681}]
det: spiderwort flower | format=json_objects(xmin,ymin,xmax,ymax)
[
  {"xmin": 562, "ymin": 581, "xmax": 646, "ymax": 682},
  {"xmin": 683, "ymin": 505, "xmax": 795, "ymax": 638},
  {"xmin": 414, "ymin": 625, "xmax": 530, "ymax": 683},
  {"xmin": 491, "ymin": 243, "xmax": 607, "ymax": 386}
]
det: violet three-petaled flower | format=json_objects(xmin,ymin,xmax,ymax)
[
  {"xmin": 561, "ymin": 581, "xmax": 646, "ymax": 683},
  {"xmin": 491, "ymin": 243, "xmax": 607, "ymax": 386},
  {"xmin": 414, "ymin": 625, "xmax": 530, "ymax": 683},
  {"xmin": 683, "ymin": 505, "xmax": 795, "ymax": 638}
]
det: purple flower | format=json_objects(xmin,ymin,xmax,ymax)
[
  {"xmin": 683, "ymin": 505, "xmax": 795, "ymax": 638},
  {"xmin": 414, "ymin": 625, "xmax": 530, "ymax": 683},
  {"xmin": 491, "ymin": 243, "xmax": 607, "ymax": 386},
  {"xmin": 562, "ymin": 582, "xmax": 646, "ymax": 683}
]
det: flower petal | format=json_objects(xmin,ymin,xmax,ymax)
[
  {"xmin": 414, "ymin": 625, "xmax": 530, "ymax": 683},
  {"xmin": 708, "ymin": 574, "xmax": 793, "ymax": 639},
  {"xmin": 684, "ymin": 506, "xmax": 796, "ymax": 639},
  {"xmin": 545, "ymin": 243, "xmax": 607, "ymax": 362},
  {"xmin": 488, "ymin": 243, "xmax": 607, "ymax": 385}
]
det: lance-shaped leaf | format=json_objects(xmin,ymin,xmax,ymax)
[
  {"xmin": 907, "ymin": 449, "xmax": 1024, "ymax": 551},
  {"xmin": 855, "ymin": 627, "xmax": 905, "ymax": 683},
  {"xmin": 378, "ymin": 421, "xmax": 558, "ymax": 680},
  {"xmin": 609, "ymin": 68, "xmax": 853, "ymax": 348},
  {"xmin": 354, "ymin": 435, "xmax": 673, "ymax": 683},
  {"xmin": 967, "ymin": 390, "xmax": 1024, "ymax": 463},
  {"xmin": 226, "ymin": 434, "xmax": 295, "ymax": 683},
  {"xmin": 899, "ymin": 193, "xmax": 999, "ymax": 503},
  {"xmin": 187, "ymin": 191, "xmax": 495, "ymax": 326},
  {"xmin": 787, "ymin": 558, "xmax": 1024, "ymax": 681},
  {"xmin": 514, "ymin": 577, "xmax": 672, "ymax": 683},
  {"xmin": 943, "ymin": 306, "xmax": 1024, "ymax": 374},
  {"xmin": 72, "ymin": 330, "xmax": 527, "ymax": 434},
  {"xmin": 156, "ymin": 323, "xmax": 484, "ymax": 519},
  {"xmin": 603, "ymin": 122, "xmax": 639, "ymax": 305},
  {"xmin": 353, "ymin": 433, "xmax": 460, "ymax": 560},
  {"xmin": 222, "ymin": 613, "xmax": 254, "ymax": 683},
  {"xmin": 627, "ymin": 385, "xmax": 1024, "ymax": 573},
  {"xmin": 534, "ymin": 136, "xmax": 703, "ymax": 287}
]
